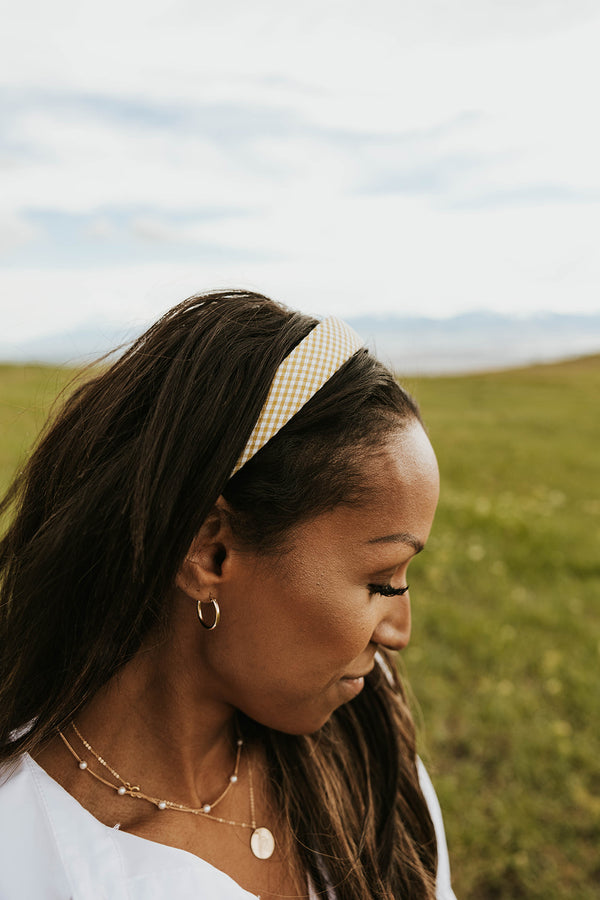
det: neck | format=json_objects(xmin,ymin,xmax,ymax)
[{"xmin": 73, "ymin": 622, "xmax": 240, "ymax": 806}]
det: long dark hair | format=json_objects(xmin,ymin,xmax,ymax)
[{"xmin": 0, "ymin": 290, "xmax": 437, "ymax": 899}]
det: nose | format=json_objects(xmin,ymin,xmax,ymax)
[{"xmin": 371, "ymin": 592, "xmax": 412, "ymax": 651}]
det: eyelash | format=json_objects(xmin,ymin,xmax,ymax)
[{"xmin": 368, "ymin": 583, "xmax": 410, "ymax": 597}]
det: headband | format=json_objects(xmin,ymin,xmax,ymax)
[{"xmin": 231, "ymin": 316, "xmax": 364, "ymax": 475}]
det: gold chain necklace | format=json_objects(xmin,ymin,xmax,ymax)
[
  {"xmin": 58, "ymin": 722, "xmax": 276, "ymax": 860},
  {"xmin": 70, "ymin": 720, "xmax": 240, "ymax": 813}
]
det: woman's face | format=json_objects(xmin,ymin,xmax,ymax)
[{"xmin": 200, "ymin": 420, "xmax": 440, "ymax": 735}]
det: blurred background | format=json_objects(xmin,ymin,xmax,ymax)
[{"xmin": 1, "ymin": 2, "xmax": 599, "ymax": 897}]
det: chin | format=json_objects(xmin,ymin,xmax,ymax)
[
  {"xmin": 244, "ymin": 699, "xmax": 339, "ymax": 737},
  {"xmin": 290, "ymin": 698, "xmax": 355, "ymax": 735},
  {"xmin": 279, "ymin": 715, "xmax": 333, "ymax": 737}
]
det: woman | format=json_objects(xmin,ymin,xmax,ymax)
[{"xmin": 0, "ymin": 290, "xmax": 455, "ymax": 899}]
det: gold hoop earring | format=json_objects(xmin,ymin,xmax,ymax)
[{"xmin": 197, "ymin": 594, "xmax": 220, "ymax": 630}]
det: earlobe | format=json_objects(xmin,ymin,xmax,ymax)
[
  {"xmin": 174, "ymin": 556, "xmax": 206, "ymax": 601},
  {"xmin": 175, "ymin": 547, "xmax": 225, "ymax": 600}
]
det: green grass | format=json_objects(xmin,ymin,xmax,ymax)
[
  {"xmin": 0, "ymin": 364, "xmax": 77, "ymax": 492},
  {"xmin": 1, "ymin": 356, "xmax": 599, "ymax": 898},
  {"xmin": 401, "ymin": 355, "xmax": 600, "ymax": 899}
]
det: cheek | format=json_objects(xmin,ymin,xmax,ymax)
[
  {"xmin": 226, "ymin": 589, "xmax": 372, "ymax": 684},
  {"xmin": 312, "ymin": 599, "xmax": 373, "ymax": 652},
  {"xmin": 279, "ymin": 589, "xmax": 376, "ymax": 679},
  {"xmin": 219, "ymin": 549, "xmax": 375, "ymax": 678},
  {"xmin": 199, "ymin": 582, "xmax": 375, "ymax": 734}
]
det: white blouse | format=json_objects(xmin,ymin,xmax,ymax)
[{"xmin": 0, "ymin": 754, "xmax": 456, "ymax": 899}]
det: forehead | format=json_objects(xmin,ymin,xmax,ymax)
[
  {"xmin": 365, "ymin": 422, "xmax": 438, "ymax": 488},
  {"xmin": 351, "ymin": 422, "xmax": 439, "ymax": 531},
  {"xmin": 290, "ymin": 422, "xmax": 440, "ymax": 553}
]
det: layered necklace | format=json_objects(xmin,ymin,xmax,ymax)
[{"xmin": 58, "ymin": 721, "xmax": 275, "ymax": 860}]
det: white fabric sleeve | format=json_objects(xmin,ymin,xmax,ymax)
[{"xmin": 417, "ymin": 758, "xmax": 457, "ymax": 900}]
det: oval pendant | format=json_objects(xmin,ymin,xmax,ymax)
[{"xmin": 250, "ymin": 826, "xmax": 275, "ymax": 859}]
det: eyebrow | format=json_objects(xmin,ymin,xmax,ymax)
[{"xmin": 366, "ymin": 532, "xmax": 425, "ymax": 553}]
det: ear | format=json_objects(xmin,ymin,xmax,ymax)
[{"xmin": 174, "ymin": 499, "xmax": 231, "ymax": 601}]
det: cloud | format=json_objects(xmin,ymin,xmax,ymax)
[
  {"xmin": 4, "ymin": 85, "xmax": 597, "ymax": 230},
  {"xmin": 0, "ymin": 213, "xmax": 40, "ymax": 252},
  {"xmin": 3, "ymin": 193, "xmax": 600, "ymax": 345},
  {"xmin": 447, "ymin": 184, "xmax": 600, "ymax": 210},
  {"xmin": 1, "ymin": 208, "xmax": 267, "ymax": 268},
  {"xmin": 1, "ymin": 0, "xmax": 600, "ymax": 336},
  {"xmin": 359, "ymin": 152, "xmax": 490, "ymax": 197},
  {"xmin": 85, "ymin": 216, "xmax": 118, "ymax": 241},
  {"xmin": 130, "ymin": 215, "xmax": 195, "ymax": 244}
]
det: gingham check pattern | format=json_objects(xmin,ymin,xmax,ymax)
[{"xmin": 232, "ymin": 316, "xmax": 364, "ymax": 475}]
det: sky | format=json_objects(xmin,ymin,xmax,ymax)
[{"xmin": 2, "ymin": 0, "xmax": 600, "ymax": 343}]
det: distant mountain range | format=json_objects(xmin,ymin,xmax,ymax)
[
  {"xmin": 351, "ymin": 311, "xmax": 600, "ymax": 374},
  {"xmin": 2, "ymin": 311, "xmax": 600, "ymax": 375}
]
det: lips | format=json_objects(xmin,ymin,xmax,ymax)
[
  {"xmin": 341, "ymin": 665, "xmax": 374, "ymax": 681},
  {"xmin": 338, "ymin": 674, "xmax": 367, "ymax": 699}
]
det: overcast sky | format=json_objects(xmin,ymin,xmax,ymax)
[{"xmin": 2, "ymin": 0, "xmax": 600, "ymax": 342}]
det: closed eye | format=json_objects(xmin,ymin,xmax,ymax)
[{"xmin": 368, "ymin": 583, "xmax": 410, "ymax": 597}]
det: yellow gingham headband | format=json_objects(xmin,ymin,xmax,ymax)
[{"xmin": 232, "ymin": 316, "xmax": 364, "ymax": 475}]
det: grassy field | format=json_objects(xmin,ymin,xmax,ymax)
[
  {"xmin": 1, "ymin": 357, "xmax": 599, "ymax": 898},
  {"xmin": 401, "ymin": 355, "xmax": 600, "ymax": 899},
  {"xmin": 0, "ymin": 364, "xmax": 77, "ymax": 494}
]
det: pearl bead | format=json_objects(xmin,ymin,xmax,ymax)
[
  {"xmin": 118, "ymin": 786, "xmax": 127, "ymax": 796},
  {"xmin": 237, "ymin": 739, "xmax": 243, "ymax": 746},
  {"xmin": 230, "ymin": 774, "xmax": 238, "ymax": 783},
  {"xmin": 202, "ymin": 804, "xmax": 211, "ymax": 813},
  {"xmin": 158, "ymin": 801, "xmax": 167, "ymax": 810},
  {"xmin": 78, "ymin": 761, "xmax": 87, "ymax": 770}
]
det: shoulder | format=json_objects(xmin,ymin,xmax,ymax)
[
  {"xmin": 0, "ymin": 754, "xmax": 73, "ymax": 898},
  {"xmin": 0, "ymin": 754, "xmax": 258, "ymax": 899}
]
